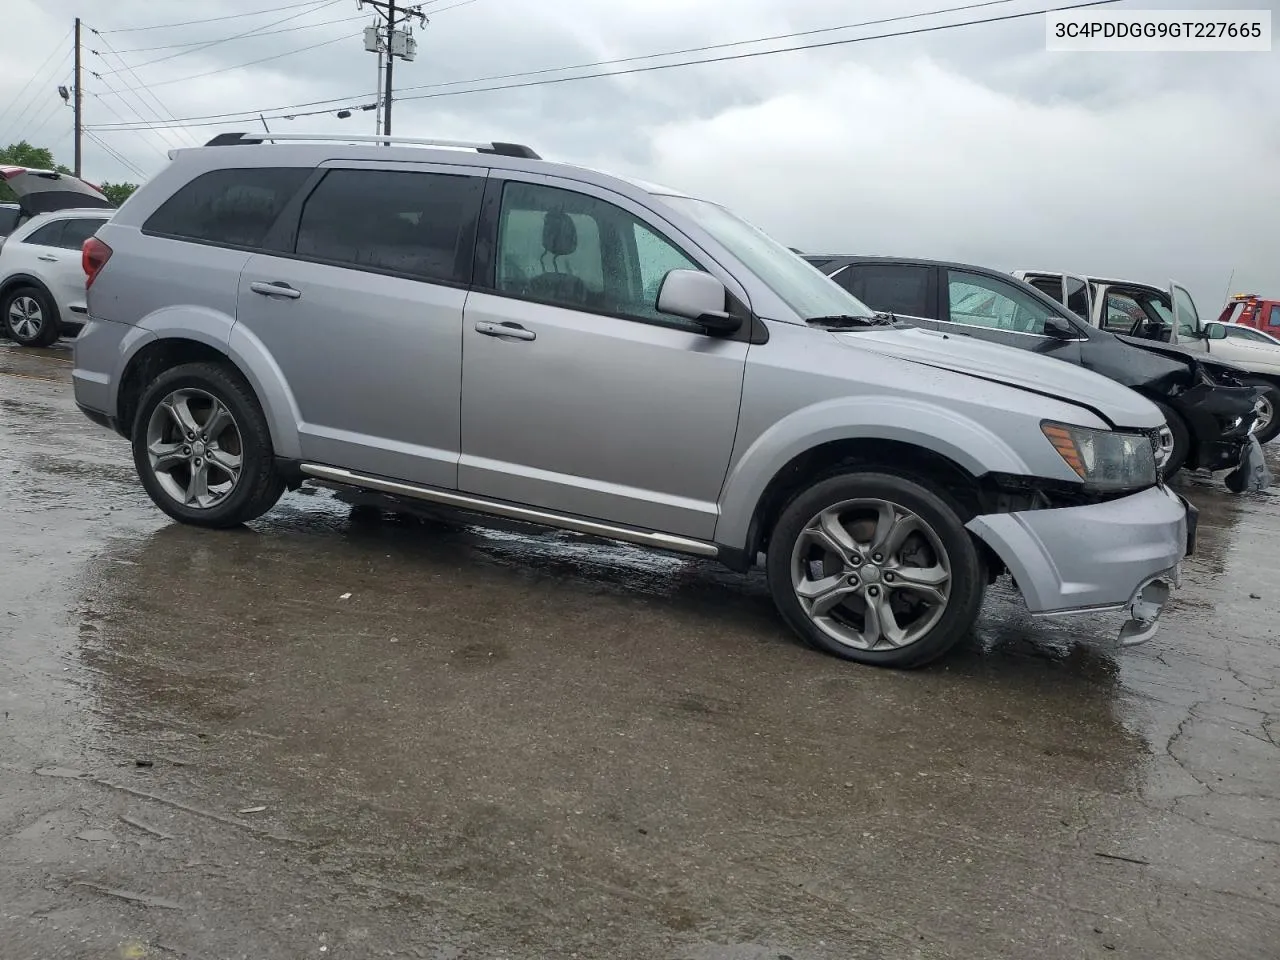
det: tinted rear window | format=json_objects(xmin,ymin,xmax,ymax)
[
  {"xmin": 294, "ymin": 168, "xmax": 483, "ymax": 284},
  {"xmin": 59, "ymin": 218, "xmax": 107, "ymax": 250},
  {"xmin": 0, "ymin": 207, "xmax": 20, "ymax": 235},
  {"xmin": 143, "ymin": 167, "xmax": 308, "ymax": 249},
  {"xmin": 25, "ymin": 220, "xmax": 66, "ymax": 247}
]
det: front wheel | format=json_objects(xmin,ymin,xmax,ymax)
[
  {"xmin": 132, "ymin": 362, "xmax": 285, "ymax": 527},
  {"xmin": 765, "ymin": 471, "xmax": 985, "ymax": 669},
  {"xmin": 1151, "ymin": 401, "xmax": 1189, "ymax": 479},
  {"xmin": 1245, "ymin": 380, "xmax": 1280, "ymax": 445}
]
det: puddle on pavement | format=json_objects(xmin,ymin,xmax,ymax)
[{"xmin": 2, "ymin": 344, "xmax": 1278, "ymax": 956}]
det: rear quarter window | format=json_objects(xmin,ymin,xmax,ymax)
[{"xmin": 142, "ymin": 167, "xmax": 309, "ymax": 249}]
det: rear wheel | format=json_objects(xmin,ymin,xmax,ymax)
[
  {"xmin": 765, "ymin": 471, "xmax": 984, "ymax": 669},
  {"xmin": 2, "ymin": 285, "xmax": 60, "ymax": 347},
  {"xmin": 131, "ymin": 362, "xmax": 285, "ymax": 527}
]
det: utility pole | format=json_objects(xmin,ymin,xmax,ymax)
[
  {"xmin": 383, "ymin": 0, "xmax": 396, "ymax": 135},
  {"xmin": 358, "ymin": 0, "xmax": 423, "ymax": 139},
  {"xmin": 73, "ymin": 17, "xmax": 82, "ymax": 177},
  {"xmin": 374, "ymin": 43, "xmax": 383, "ymax": 135}
]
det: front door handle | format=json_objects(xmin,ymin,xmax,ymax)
[
  {"xmin": 250, "ymin": 281, "xmax": 301, "ymax": 300},
  {"xmin": 475, "ymin": 320, "xmax": 535, "ymax": 341},
  {"xmin": 37, "ymin": 254, "xmax": 58, "ymax": 262}
]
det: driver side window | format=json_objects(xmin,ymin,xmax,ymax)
[
  {"xmin": 494, "ymin": 181, "xmax": 700, "ymax": 327},
  {"xmin": 945, "ymin": 270, "xmax": 1059, "ymax": 336}
]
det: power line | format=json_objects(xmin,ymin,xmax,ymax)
[
  {"xmin": 397, "ymin": 0, "xmax": 1128, "ymax": 104},
  {"xmin": 84, "ymin": 0, "xmax": 1124, "ymax": 133},
  {"xmin": 95, "ymin": 0, "xmax": 346, "ymax": 75},
  {"xmin": 106, "ymin": 32, "xmax": 362, "ymax": 96},
  {"xmin": 107, "ymin": 13, "xmax": 368, "ymax": 54},
  {"xmin": 90, "ymin": 32, "xmax": 200, "ymax": 148},
  {"xmin": 420, "ymin": 0, "xmax": 479, "ymax": 14},
  {"xmin": 0, "ymin": 27, "xmax": 73, "ymax": 135},
  {"xmin": 77, "ymin": 0, "xmax": 1052, "ymax": 128},
  {"xmin": 87, "ymin": 92, "xmax": 177, "ymax": 162},
  {"xmin": 24, "ymin": 98, "xmax": 69, "ymax": 145},
  {"xmin": 84, "ymin": 129, "xmax": 149, "ymax": 179},
  {"xmin": 90, "ymin": 74, "xmax": 190, "ymax": 151},
  {"xmin": 97, "ymin": 0, "xmax": 334, "ymax": 34},
  {"xmin": 0, "ymin": 51, "xmax": 72, "ymax": 146}
]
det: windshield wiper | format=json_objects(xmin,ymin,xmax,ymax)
[{"xmin": 806, "ymin": 312, "xmax": 897, "ymax": 329}]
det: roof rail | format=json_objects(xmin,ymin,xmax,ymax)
[{"xmin": 203, "ymin": 131, "xmax": 540, "ymax": 159}]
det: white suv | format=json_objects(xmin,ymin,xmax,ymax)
[{"xmin": 0, "ymin": 208, "xmax": 113, "ymax": 346}]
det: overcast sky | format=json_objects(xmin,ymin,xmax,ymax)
[{"xmin": 2, "ymin": 0, "xmax": 1276, "ymax": 313}]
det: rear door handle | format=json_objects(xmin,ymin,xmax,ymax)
[
  {"xmin": 37, "ymin": 254, "xmax": 58, "ymax": 262},
  {"xmin": 475, "ymin": 320, "xmax": 535, "ymax": 341},
  {"xmin": 250, "ymin": 281, "xmax": 301, "ymax": 300}
]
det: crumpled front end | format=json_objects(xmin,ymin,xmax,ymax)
[{"xmin": 967, "ymin": 484, "xmax": 1193, "ymax": 646}]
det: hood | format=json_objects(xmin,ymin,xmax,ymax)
[
  {"xmin": 842, "ymin": 326, "xmax": 1162, "ymax": 429},
  {"xmin": 1, "ymin": 166, "xmax": 113, "ymax": 218}
]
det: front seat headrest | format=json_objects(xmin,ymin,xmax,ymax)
[{"xmin": 542, "ymin": 210, "xmax": 578, "ymax": 257}]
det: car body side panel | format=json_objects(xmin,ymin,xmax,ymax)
[
  {"xmin": 72, "ymin": 318, "xmax": 155, "ymax": 422},
  {"xmin": 713, "ymin": 321, "xmax": 1103, "ymax": 550},
  {"xmin": 76, "ymin": 304, "xmax": 306, "ymax": 460},
  {"xmin": 968, "ymin": 484, "xmax": 1186, "ymax": 613}
]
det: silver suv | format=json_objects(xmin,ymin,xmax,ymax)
[{"xmin": 73, "ymin": 132, "xmax": 1192, "ymax": 668}]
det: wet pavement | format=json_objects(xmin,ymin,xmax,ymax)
[{"xmin": 1, "ymin": 340, "xmax": 1278, "ymax": 960}]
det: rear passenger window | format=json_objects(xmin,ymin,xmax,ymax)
[
  {"xmin": 143, "ymin": 167, "xmax": 308, "ymax": 249},
  {"xmin": 24, "ymin": 221, "xmax": 66, "ymax": 247},
  {"xmin": 294, "ymin": 169, "xmax": 483, "ymax": 284},
  {"xmin": 836, "ymin": 264, "xmax": 932, "ymax": 318}
]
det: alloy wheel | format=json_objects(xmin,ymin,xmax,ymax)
[
  {"xmin": 1251, "ymin": 394, "xmax": 1273, "ymax": 437},
  {"xmin": 790, "ymin": 498, "xmax": 952, "ymax": 651},
  {"xmin": 7, "ymin": 296, "xmax": 42, "ymax": 340},
  {"xmin": 145, "ymin": 388, "xmax": 243, "ymax": 509}
]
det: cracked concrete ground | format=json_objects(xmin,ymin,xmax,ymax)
[{"xmin": 1, "ymin": 340, "xmax": 1278, "ymax": 959}]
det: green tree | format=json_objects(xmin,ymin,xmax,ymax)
[
  {"xmin": 99, "ymin": 181, "xmax": 138, "ymax": 206},
  {"xmin": 0, "ymin": 141, "xmax": 73, "ymax": 203}
]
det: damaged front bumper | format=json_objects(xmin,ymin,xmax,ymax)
[
  {"xmin": 1179, "ymin": 379, "xmax": 1269, "ymax": 480},
  {"xmin": 967, "ymin": 484, "xmax": 1193, "ymax": 646}
]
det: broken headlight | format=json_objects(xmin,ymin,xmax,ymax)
[{"xmin": 1041, "ymin": 421, "xmax": 1158, "ymax": 490}]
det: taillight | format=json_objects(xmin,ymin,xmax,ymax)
[{"xmin": 83, "ymin": 236, "xmax": 112, "ymax": 289}]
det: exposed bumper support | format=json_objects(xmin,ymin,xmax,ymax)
[
  {"xmin": 1116, "ymin": 568, "xmax": 1178, "ymax": 646},
  {"xmin": 967, "ymin": 484, "xmax": 1189, "ymax": 643}
]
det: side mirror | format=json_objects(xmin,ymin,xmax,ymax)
[
  {"xmin": 1044, "ymin": 317, "xmax": 1079, "ymax": 340},
  {"xmin": 657, "ymin": 269, "xmax": 741, "ymax": 335},
  {"xmin": 1204, "ymin": 323, "xmax": 1227, "ymax": 340}
]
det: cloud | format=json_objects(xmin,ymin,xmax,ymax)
[
  {"xmin": 3, "ymin": 0, "xmax": 1275, "ymax": 314},
  {"xmin": 640, "ymin": 56, "xmax": 1280, "ymax": 314}
]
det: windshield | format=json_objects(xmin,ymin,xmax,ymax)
[{"xmin": 657, "ymin": 194, "xmax": 874, "ymax": 320}]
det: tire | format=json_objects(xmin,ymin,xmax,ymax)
[
  {"xmin": 1151, "ymin": 401, "xmax": 1189, "ymax": 478},
  {"xmin": 1244, "ymin": 379, "xmax": 1280, "ymax": 445},
  {"xmin": 2, "ymin": 284, "xmax": 60, "ymax": 347},
  {"xmin": 131, "ymin": 361, "xmax": 285, "ymax": 528},
  {"xmin": 765, "ymin": 471, "xmax": 985, "ymax": 669}
]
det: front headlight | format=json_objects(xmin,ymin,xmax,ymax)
[{"xmin": 1041, "ymin": 421, "xmax": 1158, "ymax": 490}]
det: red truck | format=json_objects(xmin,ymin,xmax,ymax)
[{"xmin": 1221, "ymin": 294, "xmax": 1280, "ymax": 333}]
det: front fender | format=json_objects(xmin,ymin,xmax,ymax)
[
  {"xmin": 123, "ymin": 307, "xmax": 304, "ymax": 459},
  {"xmin": 713, "ymin": 396, "xmax": 1035, "ymax": 550}
]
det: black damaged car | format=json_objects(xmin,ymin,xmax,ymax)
[{"xmin": 803, "ymin": 255, "xmax": 1263, "ymax": 487}]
